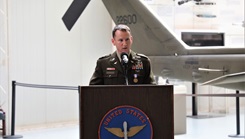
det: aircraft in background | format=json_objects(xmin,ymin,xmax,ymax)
[{"xmin": 62, "ymin": 0, "xmax": 245, "ymax": 91}]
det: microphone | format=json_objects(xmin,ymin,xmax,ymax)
[
  {"xmin": 120, "ymin": 52, "xmax": 129, "ymax": 64},
  {"xmin": 120, "ymin": 52, "xmax": 129, "ymax": 85}
]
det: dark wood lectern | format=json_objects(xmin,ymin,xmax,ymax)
[{"xmin": 79, "ymin": 85, "xmax": 173, "ymax": 139}]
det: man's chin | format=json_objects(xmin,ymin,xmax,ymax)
[{"xmin": 121, "ymin": 50, "xmax": 129, "ymax": 54}]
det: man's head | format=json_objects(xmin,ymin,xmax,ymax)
[{"xmin": 111, "ymin": 24, "xmax": 133, "ymax": 55}]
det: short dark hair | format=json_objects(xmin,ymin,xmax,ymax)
[{"xmin": 112, "ymin": 24, "xmax": 131, "ymax": 38}]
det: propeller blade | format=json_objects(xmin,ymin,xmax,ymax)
[{"xmin": 62, "ymin": 0, "xmax": 91, "ymax": 31}]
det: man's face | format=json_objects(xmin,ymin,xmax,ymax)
[{"xmin": 111, "ymin": 30, "xmax": 133, "ymax": 55}]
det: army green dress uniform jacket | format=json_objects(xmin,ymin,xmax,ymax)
[{"xmin": 89, "ymin": 51, "xmax": 155, "ymax": 85}]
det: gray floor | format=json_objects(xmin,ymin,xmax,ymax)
[
  {"xmin": 1, "ymin": 112, "xmax": 244, "ymax": 139},
  {"xmin": 176, "ymin": 112, "xmax": 245, "ymax": 139}
]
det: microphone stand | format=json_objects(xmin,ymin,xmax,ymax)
[{"xmin": 122, "ymin": 63, "xmax": 129, "ymax": 85}]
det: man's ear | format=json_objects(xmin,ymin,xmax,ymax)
[{"xmin": 111, "ymin": 38, "xmax": 115, "ymax": 45}]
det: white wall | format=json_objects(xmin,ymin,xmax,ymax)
[
  {"xmin": 0, "ymin": 0, "xmax": 10, "ymax": 130},
  {"xmin": 1, "ymin": 0, "xmax": 113, "ymax": 132}
]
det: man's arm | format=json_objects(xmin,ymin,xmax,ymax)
[
  {"xmin": 144, "ymin": 58, "xmax": 156, "ymax": 84},
  {"xmin": 89, "ymin": 60, "xmax": 104, "ymax": 85}
]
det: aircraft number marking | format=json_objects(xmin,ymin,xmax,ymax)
[
  {"xmin": 116, "ymin": 14, "xmax": 137, "ymax": 24},
  {"xmin": 184, "ymin": 60, "xmax": 199, "ymax": 70}
]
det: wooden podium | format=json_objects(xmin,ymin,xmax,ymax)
[{"xmin": 79, "ymin": 85, "xmax": 174, "ymax": 139}]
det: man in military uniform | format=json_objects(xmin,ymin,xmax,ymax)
[{"xmin": 89, "ymin": 24, "xmax": 155, "ymax": 85}]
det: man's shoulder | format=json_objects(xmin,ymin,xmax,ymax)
[
  {"xmin": 134, "ymin": 52, "xmax": 149, "ymax": 60},
  {"xmin": 98, "ymin": 54, "xmax": 111, "ymax": 60}
]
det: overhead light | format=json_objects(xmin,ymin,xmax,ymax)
[
  {"xmin": 196, "ymin": 14, "xmax": 217, "ymax": 18},
  {"xmin": 178, "ymin": 0, "xmax": 191, "ymax": 5},
  {"xmin": 178, "ymin": 0, "xmax": 202, "ymax": 5},
  {"xmin": 195, "ymin": 2, "xmax": 216, "ymax": 5}
]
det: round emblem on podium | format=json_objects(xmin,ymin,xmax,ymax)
[{"xmin": 98, "ymin": 105, "xmax": 153, "ymax": 139}]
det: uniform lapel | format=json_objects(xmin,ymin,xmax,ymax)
[{"xmin": 109, "ymin": 52, "xmax": 124, "ymax": 73}]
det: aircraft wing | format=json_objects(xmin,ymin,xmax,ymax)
[{"xmin": 202, "ymin": 72, "xmax": 245, "ymax": 91}]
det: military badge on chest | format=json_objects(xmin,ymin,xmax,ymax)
[
  {"xmin": 106, "ymin": 67, "xmax": 117, "ymax": 77},
  {"xmin": 132, "ymin": 60, "xmax": 143, "ymax": 70},
  {"xmin": 132, "ymin": 60, "xmax": 143, "ymax": 83},
  {"xmin": 133, "ymin": 74, "xmax": 138, "ymax": 83}
]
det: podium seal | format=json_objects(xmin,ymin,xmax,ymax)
[{"xmin": 98, "ymin": 105, "xmax": 153, "ymax": 139}]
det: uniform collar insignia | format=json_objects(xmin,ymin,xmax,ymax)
[{"xmin": 110, "ymin": 58, "xmax": 115, "ymax": 62}]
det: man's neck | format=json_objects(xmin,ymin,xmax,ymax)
[{"xmin": 116, "ymin": 50, "xmax": 131, "ymax": 62}]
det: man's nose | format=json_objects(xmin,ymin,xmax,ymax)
[{"xmin": 122, "ymin": 40, "xmax": 127, "ymax": 46}]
